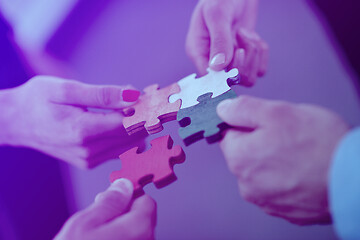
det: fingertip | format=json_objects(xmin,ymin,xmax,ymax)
[
  {"xmin": 217, "ymin": 98, "xmax": 235, "ymax": 118},
  {"xmin": 108, "ymin": 178, "xmax": 134, "ymax": 196}
]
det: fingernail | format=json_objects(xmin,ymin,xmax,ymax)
[
  {"xmin": 217, "ymin": 99, "xmax": 233, "ymax": 115},
  {"xmin": 122, "ymin": 89, "xmax": 141, "ymax": 102},
  {"xmin": 210, "ymin": 53, "xmax": 226, "ymax": 66},
  {"xmin": 109, "ymin": 178, "xmax": 133, "ymax": 195}
]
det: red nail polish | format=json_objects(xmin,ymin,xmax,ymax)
[{"xmin": 122, "ymin": 89, "xmax": 141, "ymax": 102}]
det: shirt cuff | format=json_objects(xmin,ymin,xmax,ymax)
[{"xmin": 329, "ymin": 127, "xmax": 360, "ymax": 240}]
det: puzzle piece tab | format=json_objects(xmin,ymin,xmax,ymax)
[
  {"xmin": 109, "ymin": 135, "xmax": 185, "ymax": 197},
  {"xmin": 123, "ymin": 84, "xmax": 181, "ymax": 135},
  {"xmin": 177, "ymin": 90, "xmax": 237, "ymax": 146},
  {"xmin": 169, "ymin": 68, "xmax": 239, "ymax": 109}
]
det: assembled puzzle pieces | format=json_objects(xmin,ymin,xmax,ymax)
[
  {"xmin": 169, "ymin": 68, "xmax": 239, "ymax": 109},
  {"xmin": 109, "ymin": 135, "xmax": 185, "ymax": 197},
  {"xmin": 123, "ymin": 84, "xmax": 181, "ymax": 135},
  {"xmin": 177, "ymin": 90, "xmax": 237, "ymax": 146}
]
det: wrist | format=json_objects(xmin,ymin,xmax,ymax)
[{"xmin": 0, "ymin": 88, "xmax": 20, "ymax": 146}]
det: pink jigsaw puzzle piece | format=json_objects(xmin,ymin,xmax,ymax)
[
  {"xmin": 123, "ymin": 84, "xmax": 181, "ymax": 135},
  {"xmin": 109, "ymin": 135, "xmax": 186, "ymax": 197}
]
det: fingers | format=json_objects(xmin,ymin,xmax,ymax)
[
  {"xmin": 81, "ymin": 179, "xmax": 134, "ymax": 227},
  {"xmin": 80, "ymin": 111, "xmax": 124, "ymax": 136},
  {"xmin": 52, "ymin": 79, "xmax": 140, "ymax": 109},
  {"xmin": 100, "ymin": 195, "xmax": 157, "ymax": 240},
  {"xmin": 55, "ymin": 179, "xmax": 134, "ymax": 239},
  {"xmin": 185, "ymin": 5, "xmax": 211, "ymax": 76},
  {"xmin": 204, "ymin": 4, "xmax": 234, "ymax": 71},
  {"xmin": 220, "ymin": 129, "xmax": 253, "ymax": 176},
  {"xmin": 233, "ymin": 28, "xmax": 269, "ymax": 86},
  {"xmin": 217, "ymin": 95, "xmax": 268, "ymax": 128}
]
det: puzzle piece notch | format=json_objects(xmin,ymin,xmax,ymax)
[
  {"xmin": 169, "ymin": 68, "xmax": 239, "ymax": 109},
  {"xmin": 123, "ymin": 83, "xmax": 181, "ymax": 135},
  {"xmin": 109, "ymin": 135, "xmax": 186, "ymax": 197},
  {"xmin": 177, "ymin": 90, "xmax": 237, "ymax": 146}
]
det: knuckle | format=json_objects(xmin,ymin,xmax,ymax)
[
  {"xmin": 266, "ymin": 102, "xmax": 294, "ymax": 121},
  {"xmin": 96, "ymin": 87, "xmax": 111, "ymax": 106},
  {"xmin": 96, "ymin": 87, "xmax": 119, "ymax": 107}
]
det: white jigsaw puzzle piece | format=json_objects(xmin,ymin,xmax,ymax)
[{"xmin": 169, "ymin": 68, "xmax": 239, "ymax": 109}]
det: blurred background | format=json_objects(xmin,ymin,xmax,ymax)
[{"xmin": 1, "ymin": 0, "xmax": 359, "ymax": 239}]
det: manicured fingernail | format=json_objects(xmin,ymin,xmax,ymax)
[
  {"xmin": 217, "ymin": 99, "xmax": 234, "ymax": 115},
  {"xmin": 122, "ymin": 89, "xmax": 141, "ymax": 102},
  {"xmin": 210, "ymin": 53, "xmax": 226, "ymax": 66},
  {"xmin": 109, "ymin": 178, "xmax": 133, "ymax": 195}
]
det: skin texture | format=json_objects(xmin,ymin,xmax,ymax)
[
  {"xmin": 217, "ymin": 96, "xmax": 349, "ymax": 225},
  {"xmin": 0, "ymin": 76, "xmax": 145, "ymax": 169},
  {"xmin": 186, "ymin": 0, "xmax": 268, "ymax": 86},
  {"xmin": 55, "ymin": 179, "xmax": 157, "ymax": 240}
]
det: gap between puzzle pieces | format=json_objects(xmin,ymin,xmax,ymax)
[
  {"xmin": 109, "ymin": 135, "xmax": 186, "ymax": 198},
  {"xmin": 122, "ymin": 68, "xmax": 240, "ymax": 136},
  {"xmin": 177, "ymin": 90, "xmax": 237, "ymax": 146}
]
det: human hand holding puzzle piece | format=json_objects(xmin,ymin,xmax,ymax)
[{"xmin": 110, "ymin": 68, "xmax": 240, "ymax": 196}]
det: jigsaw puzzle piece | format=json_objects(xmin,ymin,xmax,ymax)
[
  {"xmin": 169, "ymin": 68, "xmax": 239, "ymax": 109},
  {"xmin": 177, "ymin": 90, "xmax": 237, "ymax": 146},
  {"xmin": 109, "ymin": 135, "xmax": 185, "ymax": 197},
  {"xmin": 123, "ymin": 84, "xmax": 181, "ymax": 135}
]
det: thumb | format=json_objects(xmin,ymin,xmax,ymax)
[
  {"xmin": 54, "ymin": 80, "xmax": 140, "ymax": 109},
  {"xmin": 83, "ymin": 179, "xmax": 134, "ymax": 227},
  {"xmin": 204, "ymin": 8, "xmax": 234, "ymax": 71},
  {"xmin": 217, "ymin": 95, "xmax": 266, "ymax": 129}
]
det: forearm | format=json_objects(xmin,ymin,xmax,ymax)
[{"xmin": 0, "ymin": 88, "xmax": 19, "ymax": 146}]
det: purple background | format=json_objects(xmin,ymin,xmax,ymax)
[{"xmin": 3, "ymin": 0, "xmax": 360, "ymax": 239}]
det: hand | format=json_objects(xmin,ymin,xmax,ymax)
[
  {"xmin": 55, "ymin": 179, "xmax": 157, "ymax": 240},
  {"xmin": 1, "ymin": 76, "xmax": 144, "ymax": 169},
  {"xmin": 186, "ymin": 0, "xmax": 268, "ymax": 86},
  {"xmin": 217, "ymin": 96, "xmax": 349, "ymax": 224}
]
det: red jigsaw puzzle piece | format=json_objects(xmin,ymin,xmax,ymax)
[
  {"xmin": 123, "ymin": 84, "xmax": 181, "ymax": 135},
  {"xmin": 109, "ymin": 135, "xmax": 186, "ymax": 197}
]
